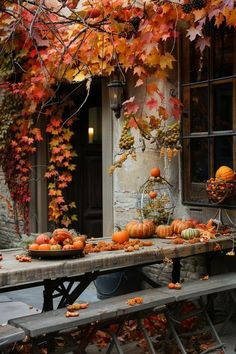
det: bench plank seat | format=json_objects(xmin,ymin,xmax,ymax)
[
  {"xmin": 158, "ymin": 272, "xmax": 236, "ymax": 302},
  {"xmin": 0, "ymin": 325, "xmax": 25, "ymax": 349},
  {"xmin": 9, "ymin": 288, "xmax": 175, "ymax": 337}
]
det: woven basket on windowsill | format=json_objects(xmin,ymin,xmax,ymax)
[{"xmin": 206, "ymin": 179, "xmax": 236, "ymax": 205}]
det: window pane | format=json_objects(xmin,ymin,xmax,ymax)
[
  {"xmin": 213, "ymin": 83, "xmax": 233, "ymax": 131},
  {"xmin": 214, "ymin": 136, "xmax": 233, "ymax": 171},
  {"xmin": 213, "ymin": 26, "xmax": 234, "ymax": 78},
  {"xmin": 190, "ymin": 87, "xmax": 208, "ymax": 132},
  {"xmin": 190, "ymin": 138, "xmax": 208, "ymax": 182},
  {"xmin": 182, "ymin": 36, "xmax": 209, "ymax": 84}
]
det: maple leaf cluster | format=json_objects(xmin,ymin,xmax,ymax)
[{"xmin": 45, "ymin": 112, "xmax": 78, "ymax": 228}]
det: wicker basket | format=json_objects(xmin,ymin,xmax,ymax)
[{"xmin": 206, "ymin": 179, "xmax": 236, "ymax": 204}]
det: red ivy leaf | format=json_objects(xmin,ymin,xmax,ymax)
[
  {"xmin": 123, "ymin": 97, "xmax": 139, "ymax": 116},
  {"xmin": 146, "ymin": 98, "xmax": 158, "ymax": 110},
  {"xmin": 128, "ymin": 117, "xmax": 138, "ymax": 129}
]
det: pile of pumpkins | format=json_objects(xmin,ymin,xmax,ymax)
[{"xmin": 112, "ymin": 218, "xmax": 202, "ymax": 244}]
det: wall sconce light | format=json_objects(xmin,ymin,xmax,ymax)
[{"xmin": 107, "ymin": 80, "xmax": 125, "ymax": 118}]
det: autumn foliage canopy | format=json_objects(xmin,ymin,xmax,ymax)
[{"xmin": 0, "ymin": 0, "xmax": 235, "ymax": 233}]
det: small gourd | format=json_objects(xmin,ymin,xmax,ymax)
[
  {"xmin": 155, "ymin": 225, "xmax": 173, "ymax": 238},
  {"xmin": 181, "ymin": 228, "xmax": 200, "ymax": 240}
]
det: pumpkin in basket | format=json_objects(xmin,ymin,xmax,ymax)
[
  {"xmin": 52, "ymin": 229, "xmax": 73, "ymax": 243},
  {"xmin": 126, "ymin": 220, "xmax": 155, "ymax": 238},
  {"xmin": 171, "ymin": 219, "xmax": 193, "ymax": 235},
  {"xmin": 155, "ymin": 225, "xmax": 173, "ymax": 238},
  {"xmin": 215, "ymin": 166, "xmax": 235, "ymax": 182}
]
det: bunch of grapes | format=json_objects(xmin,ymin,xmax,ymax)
[
  {"xmin": 119, "ymin": 120, "xmax": 135, "ymax": 150},
  {"xmin": 157, "ymin": 122, "xmax": 180, "ymax": 148},
  {"xmin": 156, "ymin": 122, "xmax": 181, "ymax": 160}
]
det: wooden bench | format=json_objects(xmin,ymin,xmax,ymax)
[
  {"xmin": 0, "ymin": 324, "xmax": 25, "ymax": 351},
  {"xmin": 8, "ymin": 272, "xmax": 236, "ymax": 354}
]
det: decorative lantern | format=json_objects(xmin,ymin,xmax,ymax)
[
  {"xmin": 136, "ymin": 175, "xmax": 175, "ymax": 225},
  {"xmin": 107, "ymin": 80, "xmax": 125, "ymax": 118}
]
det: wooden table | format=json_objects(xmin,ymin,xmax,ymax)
[{"xmin": 0, "ymin": 235, "xmax": 234, "ymax": 310}]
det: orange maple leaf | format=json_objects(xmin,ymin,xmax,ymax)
[
  {"xmin": 147, "ymin": 82, "xmax": 158, "ymax": 95},
  {"xmin": 128, "ymin": 117, "xmax": 138, "ymax": 129},
  {"xmin": 32, "ymin": 128, "xmax": 43, "ymax": 141},
  {"xmin": 50, "ymin": 118, "xmax": 62, "ymax": 128},
  {"xmin": 158, "ymin": 106, "xmax": 168, "ymax": 120}
]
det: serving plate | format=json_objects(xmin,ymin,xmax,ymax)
[{"xmin": 28, "ymin": 249, "xmax": 84, "ymax": 259}]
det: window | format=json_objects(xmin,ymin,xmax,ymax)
[{"xmin": 181, "ymin": 25, "xmax": 236, "ymax": 207}]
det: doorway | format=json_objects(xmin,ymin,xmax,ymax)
[{"xmin": 70, "ymin": 81, "xmax": 103, "ymax": 237}]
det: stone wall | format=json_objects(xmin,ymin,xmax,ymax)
[{"xmin": 0, "ymin": 168, "xmax": 21, "ymax": 248}]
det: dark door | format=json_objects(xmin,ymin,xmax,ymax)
[{"xmin": 70, "ymin": 82, "xmax": 103, "ymax": 237}]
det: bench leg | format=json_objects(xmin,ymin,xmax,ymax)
[
  {"xmin": 165, "ymin": 310, "xmax": 188, "ymax": 354},
  {"xmin": 218, "ymin": 290, "xmax": 236, "ymax": 335},
  {"xmin": 136, "ymin": 318, "xmax": 156, "ymax": 354},
  {"xmin": 166, "ymin": 298, "xmax": 227, "ymax": 354},
  {"xmin": 105, "ymin": 322, "xmax": 125, "ymax": 354},
  {"xmin": 106, "ymin": 329, "xmax": 124, "ymax": 354}
]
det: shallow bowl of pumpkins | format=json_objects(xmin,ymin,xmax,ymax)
[
  {"xmin": 28, "ymin": 229, "xmax": 86, "ymax": 259},
  {"xmin": 155, "ymin": 219, "xmax": 209, "ymax": 243}
]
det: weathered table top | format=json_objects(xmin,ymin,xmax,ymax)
[{"xmin": 0, "ymin": 235, "xmax": 234, "ymax": 288}]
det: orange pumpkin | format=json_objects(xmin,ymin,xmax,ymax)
[
  {"xmin": 126, "ymin": 220, "xmax": 155, "ymax": 238},
  {"xmin": 28, "ymin": 243, "xmax": 39, "ymax": 251},
  {"xmin": 149, "ymin": 191, "xmax": 157, "ymax": 199},
  {"xmin": 155, "ymin": 225, "xmax": 173, "ymax": 238},
  {"xmin": 150, "ymin": 167, "xmax": 160, "ymax": 178},
  {"xmin": 171, "ymin": 219, "xmax": 193, "ymax": 234},
  {"xmin": 38, "ymin": 244, "xmax": 51, "ymax": 251},
  {"xmin": 215, "ymin": 166, "xmax": 235, "ymax": 182},
  {"xmin": 73, "ymin": 240, "xmax": 84, "ymax": 250},
  {"xmin": 112, "ymin": 229, "xmax": 129, "ymax": 244},
  {"xmin": 63, "ymin": 244, "xmax": 75, "ymax": 251},
  {"xmin": 53, "ymin": 229, "xmax": 73, "ymax": 243}
]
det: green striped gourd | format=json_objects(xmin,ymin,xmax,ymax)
[{"xmin": 181, "ymin": 228, "xmax": 200, "ymax": 240}]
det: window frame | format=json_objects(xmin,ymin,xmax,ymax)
[{"xmin": 180, "ymin": 26, "xmax": 236, "ymax": 209}]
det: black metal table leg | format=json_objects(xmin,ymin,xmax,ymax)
[{"xmin": 172, "ymin": 258, "xmax": 181, "ymax": 283}]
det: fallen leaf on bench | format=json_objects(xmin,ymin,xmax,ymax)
[
  {"xmin": 127, "ymin": 297, "xmax": 143, "ymax": 306},
  {"xmin": 200, "ymin": 275, "xmax": 209, "ymax": 281},
  {"xmin": 67, "ymin": 303, "xmax": 89, "ymax": 311},
  {"xmin": 65, "ymin": 311, "xmax": 80, "ymax": 317},
  {"xmin": 80, "ymin": 303, "xmax": 89, "ymax": 309},
  {"xmin": 168, "ymin": 282, "xmax": 182, "ymax": 289},
  {"xmin": 174, "ymin": 282, "xmax": 182, "ymax": 289}
]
